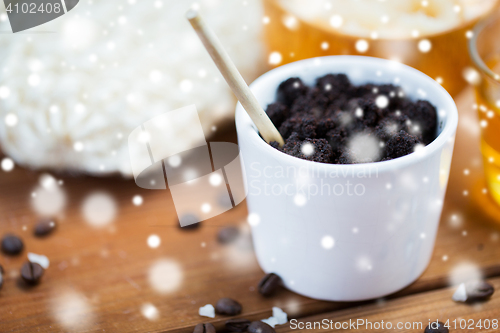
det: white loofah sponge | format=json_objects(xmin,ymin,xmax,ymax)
[{"xmin": 0, "ymin": 0, "xmax": 265, "ymax": 176}]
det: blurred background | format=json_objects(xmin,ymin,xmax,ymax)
[{"xmin": 1, "ymin": 0, "xmax": 500, "ymax": 332}]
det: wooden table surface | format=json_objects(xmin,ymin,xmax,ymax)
[{"xmin": 0, "ymin": 88, "xmax": 499, "ymax": 332}]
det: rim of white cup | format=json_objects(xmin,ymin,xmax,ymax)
[{"xmin": 235, "ymin": 56, "xmax": 458, "ymax": 173}]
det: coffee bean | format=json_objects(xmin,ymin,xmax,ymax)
[
  {"xmin": 217, "ymin": 226, "xmax": 239, "ymax": 244},
  {"xmin": 20, "ymin": 262, "xmax": 44, "ymax": 285},
  {"xmin": 193, "ymin": 323, "xmax": 216, "ymax": 333},
  {"xmin": 424, "ymin": 321, "xmax": 448, "ymax": 333},
  {"xmin": 225, "ymin": 318, "xmax": 251, "ymax": 332},
  {"xmin": 0, "ymin": 265, "xmax": 4, "ymax": 289},
  {"xmin": 215, "ymin": 298, "xmax": 242, "ymax": 316},
  {"xmin": 1, "ymin": 234, "xmax": 24, "ymax": 255},
  {"xmin": 34, "ymin": 218, "xmax": 57, "ymax": 237},
  {"xmin": 465, "ymin": 281, "xmax": 494, "ymax": 302},
  {"xmin": 248, "ymin": 321, "xmax": 276, "ymax": 333},
  {"xmin": 258, "ymin": 273, "xmax": 282, "ymax": 297}
]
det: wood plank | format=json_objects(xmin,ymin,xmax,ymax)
[
  {"xmin": 276, "ymin": 277, "xmax": 500, "ymax": 333},
  {"xmin": 0, "ymin": 89, "xmax": 499, "ymax": 332}
]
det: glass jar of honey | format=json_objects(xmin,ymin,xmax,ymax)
[{"xmin": 262, "ymin": 0, "xmax": 499, "ymax": 96}]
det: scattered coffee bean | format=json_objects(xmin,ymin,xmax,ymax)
[
  {"xmin": 258, "ymin": 273, "xmax": 282, "ymax": 297},
  {"xmin": 217, "ymin": 226, "xmax": 239, "ymax": 244},
  {"xmin": 424, "ymin": 321, "xmax": 448, "ymax": 333},
  {"xmin": 465, "ymin": 281, "xmax": 494, "ymax": 302},
  {"xmin": 225, "ymin": 318, "xmax": 251, "ymax": 332},
  {"xmin": 1, "ymin": 234, "xmax": 24, "ymax": 255},
  {"xmin": 193, "ymin": 323, "xmax": 216, "ymax": 333},
  {"xmin": 0, "ymin": 265, "xmax": 4, "ymax": 289},
  {"xmin": 34, "ymin": 218, "xmax": 57, "ymax": 237},
  {"xmin": 248, "ymin": 321, "xmax": 276, "ymax": 333},
  {"xmin": 20, "ymin": 262, "xmax": 44, "ymax": 285},
  {"xmin": 215, "ymin": 298, "xmax": 242, "ymax": 316}
]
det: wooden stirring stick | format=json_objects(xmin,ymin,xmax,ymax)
[{"xmin": 186, "ymin": 9, "xmax": 285, "ymax": 146}]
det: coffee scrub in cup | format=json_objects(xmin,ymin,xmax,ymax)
[
  {"xmin": 236, "ymin": 56, "xmax": 458, "ymax": 301},
  {"xmin": 263, "ymin": 0, "xmax": 499, "ymax": 96}
]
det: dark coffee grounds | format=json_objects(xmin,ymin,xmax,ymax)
[{"xmin": 266, "ymin": 74, "xmax": 438, "ymax": 164}]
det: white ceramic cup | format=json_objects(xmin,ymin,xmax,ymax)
[{"xmin": 235, "ymin": 56, "xmax": 458, "ymax": 301}]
